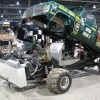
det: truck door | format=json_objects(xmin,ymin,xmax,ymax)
[{"xmin": 80, "ymin": 11, "xmax": 97, "ymax": 46}]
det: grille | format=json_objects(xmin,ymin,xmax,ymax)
[
  {"xmin": 33, "ymin": 4, "xmax": 45, "ymax": 16},
  {"xmin": 25, "ymin": 7, "xmax": 34, "ymax": 18},
  {"xmin": 25, "ymin": 4, "xmax": 45, "ymax": 18}
]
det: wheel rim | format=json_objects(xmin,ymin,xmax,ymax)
[{"xmin": 60, "ymin": 76, "xmax": 69, "ymax": 89}]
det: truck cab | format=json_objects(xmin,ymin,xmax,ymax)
[{"xmin": 22, "ymin": 1, "xmax": 100, "ymax": 52}]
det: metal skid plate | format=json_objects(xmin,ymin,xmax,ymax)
[
  {"xmin": 50, "ymin": 42, "xmax": 79, "ymax": 66},
  {"xmin": 0, "ymin": 59, "xmax": 27, "ymax": 88},
  {"xmin": 50, "ymin": 43, "xmax": 64, "ymax": 61}
]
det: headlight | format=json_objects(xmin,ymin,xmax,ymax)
[
  {"xmin": 23, "ymin": 11, "xmax": 26, "ymax": 18},
  {"xmin": 52, "ymin": 4, "xmax": 57, "ymax": 10},
  {"xmin": 44, "ymin": 4, "xmax": 50, "ymax": 13}
]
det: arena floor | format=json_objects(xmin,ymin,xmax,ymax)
[{"xmin": 0, "ymin": 66, "xmax": 100, "ymax": 100}]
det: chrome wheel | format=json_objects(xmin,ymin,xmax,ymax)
[{"xmin": 60, "ymin": 76, "xmax": 69, "ymax": 89}]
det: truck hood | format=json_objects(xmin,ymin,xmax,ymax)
[{"xmin": 23, "ymin": 2, "xmax": 51, "ymax": 18}]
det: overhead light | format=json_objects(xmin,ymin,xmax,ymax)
[
  {"xmin": 19, "ymin": 10, "xmax": 21, "ymax": 13},
  {"xmin": 1, "ymin": 15, "xmax": 3, "ymax": 18},
  {"xmin": 16, "ymin": 1, "xmax": 20, "ymax": 6},
  {"xmin": 39, "ymin": 3, "xmax": 43, "ymax": 5},
  {"xmin": 93, "ymin": 5, "xmax": 96, "ymax": 9}
]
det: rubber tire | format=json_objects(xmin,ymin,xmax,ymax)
[{"xmin": 46, "ymin": 68, "xmax": 72, "ymax": 94}]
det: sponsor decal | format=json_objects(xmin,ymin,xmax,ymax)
[
  {"xmin": 75, "ymin": 16, "xmax": 81, "ymax": 23},
  {"xmin": 82, "ymin": 31, "xmax": 91, "ymax": 39},
  {"xmin": 69, "ymin": 11, "xmax": 75, "ymax": 17},
  {"xmin": 85, "ymin": 27, "xmax": 91, "ymax": 34},
  {"xmin": 81, "ymin": 18, "xmax": 85, "ymax": 26},
  {"xmin": 59, "ymin": 5, "xmax": 68, "ymax": 12},
  {"xmin": 92, "ymin": 27, "xmax": 96, "ymax": 31},
  {"xmin": 73, "ymin": 30, "xmax": 78, "ymax": 34},
  {"xmin": 72, "ymin": 23, "xmax": 80, "ymax": 34},
  {"xmin": 50, "ymin": 11, "xmax": 55, "ymax": 15},
  {"xmin": 96, "ymin": 42, "xmax": 100, "ymax": 47}
]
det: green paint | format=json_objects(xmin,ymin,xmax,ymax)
[{"xmin": 22, "ymin": 1, "xmax": 100, "ymax": 52}]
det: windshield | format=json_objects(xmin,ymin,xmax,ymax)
[
  {"xmin": 69, "ymin": 6, "xmax": 83, "ymax": 15},
  {"xmin": 71, "ymin": 9, "xmax": 83, "ymax": 15},
  {"xmin": 82, "ymin": 11, "xmax": 96, "ymax": 26}
]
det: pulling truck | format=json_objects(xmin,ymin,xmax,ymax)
[{"xmin": 0, "ymin": 1, "xmax": 100, "ymax": 94}]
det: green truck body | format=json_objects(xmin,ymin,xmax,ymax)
[{"xmin": 23, "ymin": 1, "xmax": 100, "ymax": 52}]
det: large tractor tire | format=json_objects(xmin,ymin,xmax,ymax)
[{"xmin": 46, "ymin": 68, "xmax": 72, "ymax": 94}]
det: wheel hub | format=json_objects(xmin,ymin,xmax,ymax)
[{"xmin": 60, "ymin": 76, "xmax": 69, "ymax": 89}]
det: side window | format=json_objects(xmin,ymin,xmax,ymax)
[
  {"xmin": 82, "ymin": 11, "xmax": 95, "ymax": 25},
  {"xmin": 86, "ymin": 14, "xmax": 94, "ymax": 25}
]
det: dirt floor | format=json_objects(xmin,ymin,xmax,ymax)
[{"xmin": 0, "ymin": 66, "xmax": 100, "ymax": 100}]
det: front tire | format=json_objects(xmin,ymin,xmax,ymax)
[{"xmin": 46, "ymin": 68, "xmax": 72, "ymax": 93}]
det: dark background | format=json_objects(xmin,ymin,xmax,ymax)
[{"xmin": 0, "ymin": 0, "xmax": 100, "ymax": 27}]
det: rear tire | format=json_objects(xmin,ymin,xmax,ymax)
[{"xmin": 46, "ymin": 68, "xmax": 72, "ymax": 93}]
